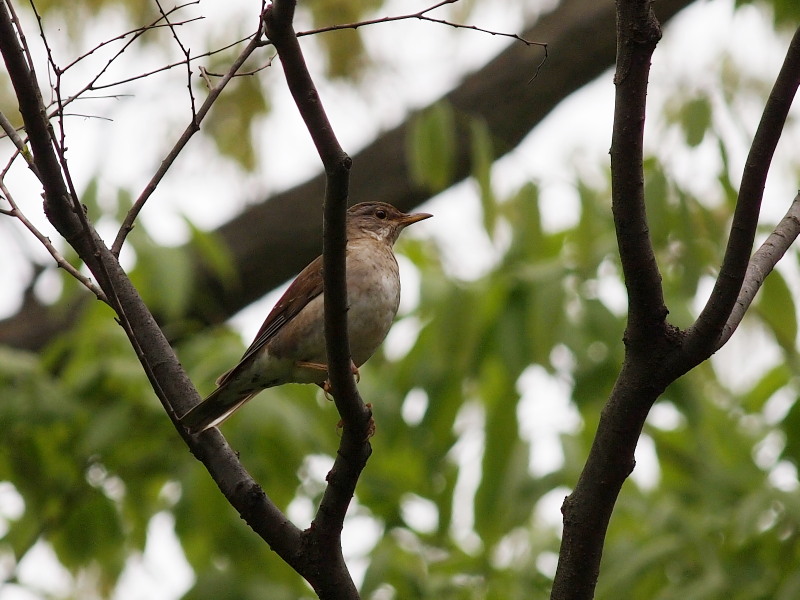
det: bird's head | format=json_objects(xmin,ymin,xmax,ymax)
[{"xmin": 346, "ymin": 202, "xmax": 432, "ymax": 245}]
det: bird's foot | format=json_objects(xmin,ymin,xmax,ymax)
[
  {"xmin": 365, "ymin": 403, "xmax": 376, "ymax": 440},
  {"xmin": 315, "ymin": 360, "xmax": 360, "ymax": 399},
  {"xmin": 335, "ymin": 404, "xmax": 375, "ymax": 441}
]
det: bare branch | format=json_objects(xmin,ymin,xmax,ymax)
[
  {"xmin": 155, "ymin": 0, "xmax": 198, "ymax": 120},
  {"xmin": 682, "ymin": 25, "xmax": 800, "ymax": 361},
  {"xmin": 59, "ymin": 3, "xmax": 202, "ymax": 74},
  {"xmin": 295, "ymin": 0, "xmax": 546, "ymax": 49},
  {"xmin": 111, "ymin": 10, "xmax": 268, "ymax": 256},
  {"xmin": 0, "ymin": 182, "xmax": 108, "ymax": 302},
  {"xmin": 718, "ymin": 192, "xmax": 800, "ymax": 348},
  {"xmin": 552, "ymin": 1, "xmax": 668, "ymax": 598},
  {"xmin": 609, "ymin": 0, "xmax": 667, "ymax": 342}
]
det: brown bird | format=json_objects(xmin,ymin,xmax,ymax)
[{"xmin": 180, "ymin": 202, "xmax": 432, "ymax": 433}]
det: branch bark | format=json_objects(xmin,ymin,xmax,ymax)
[
  {"xmin": 680, "ymin": 25, "xmax": 800, "ymax": 366},
  {"xmin": 552, "ymin": 14, "xmax": 800, "ymax": 600},
  {"xmin": 0, "ymin": 0, "xmax": 308, "ymax": 582},
  {"xmin": 265, "ymin": 1, "xmax": 369, "ymax": 597}
]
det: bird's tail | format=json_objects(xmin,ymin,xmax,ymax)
[{"xmin": 179, "ymin": 387, "xmax": 257, "ymax": 434}]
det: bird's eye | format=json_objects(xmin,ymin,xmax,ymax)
[{"xmin": 375, "ymin": 209, "xmax": 387, "ymax": 219}]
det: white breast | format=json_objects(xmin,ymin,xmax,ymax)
[{"xmin": 345, "ymin": 240, "xmax": 401, "ymax": 366}]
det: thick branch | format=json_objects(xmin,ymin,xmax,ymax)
[
  {"xmin": 609, "ymin": 0, "xmax": 666, "ymax": 342},
  {"xmin": 0, "ymin": 0, "xmax": 307, "ymax": 576},
  {"xmin": 553, "ymin": 18, "xmax": 800, "ymax": 600},
  {"xmin": 682, "ymin": 25, "xmax": 800, "ymax": 363},
  {"xmin": 552, "ymin": 1, "xmax": 668, "ymax": 598},
  {"xmin": 264, "ymin": 1, "xmax": 368, "ymax": 598}
]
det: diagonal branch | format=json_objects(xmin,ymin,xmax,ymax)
[
  {"xmin": 111, "ymin": 8, "xmax": 267, "ymax": 256},
  {"xmin": 681, "ymin": 25, "xmax": 800, "ymax": 364},
  {"xmin": 0, "ymin": 0, "xmax": 307, "ymax": 579},
  {"xmin": 718, "ymin": 192, "xmax": 800, "ymax": 348}
]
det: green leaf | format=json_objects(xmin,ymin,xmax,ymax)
[
  {"xmin": 205, "ymin": 74, "xmax": 269, "ymax": 171},
  {"xmin": 469, "ymin": 116, "xmax": 497, "ymax": 237},
  {"xmin": 680, "ymin": 96, "xmax": 712, "ymax": 147},
  {"xmin": 754, "ymin": 269, "xmax": 798, "ymax": 353},
  {"xmin": 407, "ymin": 101, "xmax": 457, "ymax": 192}
]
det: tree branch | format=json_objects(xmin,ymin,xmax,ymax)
[
  {"xmin": 0, "ymin": 0, "xmax": 309, "ymax": 581},
  {"xmin": 265, "ymin": 1, "xmax": 368, "ymax": 597},
  {"xmin": 718, "ymin": 192, "xmax": 800, "ymax": 348},
  {"xmin": 552, "ymin": 17, "xmax": 800, "ymax": 600},
  {"xmin": 681, "ymin": 25, "xmax": 800, "ymax": 364},
  {"xmin": 551, "ymin": 2, "xmax": 668, "ymax": 598},
  {"xmin": 609, "ymin": 0, "xmax": 666, "ymax": 341}
]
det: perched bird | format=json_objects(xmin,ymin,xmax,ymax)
[{"xmin": 180, "ymin": 202, "xmax": 432, "ymax": 433}]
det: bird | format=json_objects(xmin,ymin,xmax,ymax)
[{"xmin": 179, "ymin": 201, "xmax": 432, "ymax": 433}]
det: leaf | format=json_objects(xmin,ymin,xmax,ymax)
[
  {"xmin": 754, "ymin": 269, "xmax": 798, "ymax": 353},
  {"xmin": 680, "ymin": 96, "xmax": 712, "ymax": 147},
  {"xmin": 130, "ymin": 234, "xmax": 194, "ymax": 321},
  {"xmin": 742, "ymin": 363, "xmax": 792, "ymax": 413},
  {"xmin": 469, "ymin": 116, "xmax": 497, "ymax": 237},
  {"xmin": 205, "ymin": 74, "xmax": 269, "ymax": 171},
  {"xmin": 407, "ymin": 101, "xmax": 457, "ymax": 192},
  {"xmin": 187, "ymin": 219, "xmax": 238, "ymax": 285}
]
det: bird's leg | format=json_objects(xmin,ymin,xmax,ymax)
[
  {"xmin": 296, "ymin": 360, "xmax": 328, "ymax": 372},
  {"xmin": 335, "ymin": 403, "xmax": 376, "ymax": 441}
]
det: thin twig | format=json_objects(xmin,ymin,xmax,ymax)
[
  {"xmin": 30, "ymin": 0, "xmax": 103, "ymax": 279},
  {"xmin": 81, "ymin": 36, "xmax": 251, "ymax": 92},
  {"xmin": 155, "ymin": 0, "xmax": 198, "ymax": 121},
  {"xmin": 111, "ymin": 7, "xmax": 268, "ymax": 256},
  {"xmin": 60, "ymin": 8, "xmax": 203, "ymax": 73},
  {"xmin": 718, "ymin": 192, "xmax": 800, "ymax": 348},
  {"xmin": 294, "ymin": 0, "xmax": 545, "ymax": 49},
  {"xmin": 0, "ymin": 181, "xmax": 108, "ymax": 302},
  {"xmin": 0, "ymin": 109, "xmax": 37, "ymax": 175},
  {"xmin": 41, "ymin": 1, "xmax": 201, "ymax": 120}
]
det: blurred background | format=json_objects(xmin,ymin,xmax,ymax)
[{"xmin": 2, "ymin": 0, "xmax": 800, "ymax": 598}]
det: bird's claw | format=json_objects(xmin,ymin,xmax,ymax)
[
  {"xmin": 318, "ymin": 361, "xmax": 360, "ymax": 399},
  {"xmin": 335, "ymin": 404, "xmax": 375, "ymax": 441}
]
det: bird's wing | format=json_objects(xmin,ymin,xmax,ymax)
[{"xmin": 216, "ymin": 254, "xmax": 325, "ymax": 386}]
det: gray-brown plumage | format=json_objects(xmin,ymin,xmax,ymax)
[{"xmin": 179, "ymin": 202, "xmax": 432, "ymax": 433}]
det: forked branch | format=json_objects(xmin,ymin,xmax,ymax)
[{"xmin": 681, "ymin": 25, "xmax": 800, "ymax": 365}]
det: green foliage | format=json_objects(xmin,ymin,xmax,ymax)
[
  {"xmin": 407, "ymin": 102, "xmax": 457, "ymax": 193},
  {"xmin": 736, "ymin": 0, "xmax": 800, "ymax": 27},
  {"xmin": 204, "ymin": 72, "xmax": 270, "ymax": 172}
]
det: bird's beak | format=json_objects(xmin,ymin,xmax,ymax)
[{"xmin": 400, "ymin": 212, "xmax": 433, "ymax": 226}]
